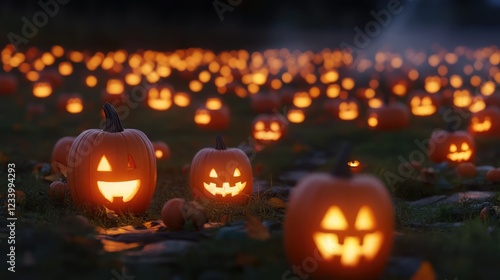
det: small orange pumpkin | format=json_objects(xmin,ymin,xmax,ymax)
[
  {"xmin": 190, "ymin": 134, "xmax": 252, "ymax": 203},
  {"xmin": 455, "ymin": 162, "xmax": 477, "ymax": 178},
  {"xmin": 486, "ymin": 168, "xmax": 500, "ymax": 182},
  {"xmin": 51, "ymin": 136, "xmax": 76, "ymax": 175},
  {"xmin": 152, "ymin": 141, "xmax": 171, "ymax": 160}
]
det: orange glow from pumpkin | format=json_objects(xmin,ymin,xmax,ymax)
[
  {"xmin": 410, "ymin": 96, "xmax": 436, "ymax": 116},
  {"xmin": 449, "ymin": 75, "xmax": 463, "ymax": 88},
  {"xmin": 313, "ymin": 206, "xmax": 383, "ymax": 266},
  {"xmin": 453, "ymin": 90, "xmax": 472, "ymax": 108},
  {"xmin": 293, "ymin": 92, "xmax": 312, "ymax": 108},
  {"xmin": 326, "ymin": 84, "xmax": 341, "ymax": 98},
  {"xmin": 106, "ymin": 79, "xmax": 124, "ymax": 95},
  {"xmin": 367, "ymin": 116, "xmax": 378, "ymax": 127},
  {"xmin": 194, "ymin": 109, "xmax": 211, "ymax": 124},
  {"xmin": 424, "ymin": 76, "xmax": 441, "ymax": 94},
  {"xmin": 173, "ymin": 92, "xmax": 191, "ymax": 107},
  {"xmin": 85, "ymin": 75, "xmax": 97, "ymax": 87},
  {"xmin": 155, "ymin": 150, "xmax": 164, "ymax": 159},
  {"xmin": 58, "ymin": 62, "xmax": 73, "ymax": 76},
  {"xmin": 392, "ymin": 83, "xmax": 407, "ymax": 96},
  {"xmin": 480, "ymin": 81, "xmax": 496, "ymax": 96},
  {"xmin": 66, "ymin": 98, "xmax": 83, "ymax": 114},
  {"xmin": 368, "ymin": 98, "xmax": 383, "ymax": 109},
  {"xmin": 189, "ymin": 80, "xmax": 203, "ymax": 92},
  {"xmin": 206, "ymin": 98, "xmax": 222, "ymax": 110},
  {"xmin": 287, "ymin": 109, "xmax": 305, "ymax": 123},
  {"xmin": 125, "ymin": 72, "xmax": 141, "ymax": 86},
  {"xmin": 33, "ymin": 82, "xmax": 52, "ymax": 98},
  {"xmin": 338, "ymin": 101, "xmax": 359, "ymax": 120},
  {"xmin": 147, "ymin": 88, "xmax": 172, "ymax": 111},
  {"xmin": 341, "ymin": 77, "xmax": 355, "ymax": 90}
]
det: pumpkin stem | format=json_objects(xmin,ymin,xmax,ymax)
[
  {"xmin": 215, "ymin": 134, "xmax": 227, "ymax": 150},
  {"xmin": 333, "ymin": 142, "xmax": 353, "ymax": 178},
  {"xmin": 103, "ymin": 102, "xmax": 124, "ymax": 132}
]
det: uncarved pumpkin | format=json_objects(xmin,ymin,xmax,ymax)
[
  {"xmin": 66, "ymin": 103, "xmax": 157, "ymax": 214},
  {"xmin": 51, "ymin": 136, "xmax": 75, "ymax": 175}
]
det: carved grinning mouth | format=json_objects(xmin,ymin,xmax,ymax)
[
  {"xmin": 313, "ymin": 232, "xmax": 383, "ymax": 266},
  {"xmin": 97, "ymin": 180, "xmax": 140, "ymax": 203},
  {"xmin": 447, "ymin": 151, "xmax": 472, "ymax": 162},
  {"xmin": 254, "ymin": 131, "xmax": 281, "ymax": 141},
  {"xmin": 203, "ymin": 181, "xmax": 246, "ymax": 197}
]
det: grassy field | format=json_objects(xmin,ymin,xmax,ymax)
[{"xmin": 2, "ymin": 71, "xmax": 500, "ymax": 279}]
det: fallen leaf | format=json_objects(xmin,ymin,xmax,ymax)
[
  {"xmin": 410, "ymin": 261, "xmax": 436, "ymax": 280},
  {"xmin": 43, "ymin": 173, "xmax": 60, "ymax": 182},
  {"xmin": 105, "ymin": 207, "xmax": 119, "ymax": 219},
  {"xmin": 185, "ymin": 200, "xmax": 208, "ymax": 230},
  {"xmin": 245, "ymin": 211, "xmax": 270, "ymax": 240}
]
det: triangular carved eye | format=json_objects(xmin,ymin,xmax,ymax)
[
  {"xmin": 127, "ymin": 155, "xmax": 136, "ymax": 170},
  {"xmin": 355, "ymin": 206, "xmax": 375, "ymax": 230},
  {"xmin": 209, "ymin": 169, "xmax": 218, "ymax": 178},
  {"xmin": 321, "ymin": 206, "xmax": 347, "ymax": 230},
  {"xmin": 97, "ymin": 156, "xmax": 112, "ymax": 171},
  {"xmin": 233, "ymin": 168, "xmax": 241, "ymax": 177}
]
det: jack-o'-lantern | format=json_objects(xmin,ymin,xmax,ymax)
[
  {"xmin": 173, "ymin": 92, "xmax": 191, "ymax": 107},
  {"xmin": 468, "ymin": 107, "xmax": 500, "ymax": 137},
  {"xmin": 468, "ymin": 95, "xmax": 486, "ymax": 113},
  {"xmin": 190, "ymin": 134, "xmax": 252, "ymax": 203},
  {"xmin": 338, "ymin": 100, "xmax": 359, "ymax": 121},
  {"xmin": 293, "ymin": 92, "xmax": 312, "ymax": 108},
  {"xmin": 408, "ymin": 91, "xmax": 439, "ymax": 117},
  {"xmin": 367, "ymin": 102, "xmax": 409, "ymax": 130},
  {"xmin": 251, "ymin": 114, "xmax": 288, "ymax": 144},
  {"xmin": 284, "ymin": 144, "xmax": 394, "ymax": 279},
  {"xmin": 58, "ymin": 93, "xmax": 84, "ymax": 114},
  {"xmin": 146, "ymin": 86, "xmax": 173, "ymax": 111},
  {"xmin": 194, "ymin": 97, "xmax": 230, "ymax": 130},
  {"xmin": 453, "ymin": 89, "xmax": 472, "ymax": 108},
  {"xmin": 33, "ymin": 81, "xmax": 53, "ymax": 98},
  {"xmin": 429, "ymin": 127, "xmax": 475, "ymax": 164},
  {"xmin": 287, "ymin": 108, "xmax": 305, "ymax": 123},
  {"xmin": 152, "ymin": 141, "xmax": 171, "ymax": 160},
  {"xmin": 424, "ymin": 76, "xmax": 441, "ymax": 94},
  {"xmin": 66, "ymin": 103, "xmax": 157, "ymax": 214},
  {"xmin": 51, "ymin": 136, "xmax": 76, "ymax": 174}
]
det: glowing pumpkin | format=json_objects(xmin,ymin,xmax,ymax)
[
  {"xmin": 190, "ymin": 134, "xmax": 252, "ymax": 203},
  {"xmin": 293, "ymin": 92, "xmax": 312, "ymax": 108},
  {"xmin": 284, "ymin": 144, "xmax": 394, "ymax": 279},
  {"xmin": 58, "ymin": 93, "xmax": 84, "ymax": 114},
  {"xmin": 194, "ymin": 97, "xmax": 230, "ymax": 130},
  {"xmin": 146, "ymin": 86, "xmax": 173, "ymax": 111},
  {"xmin": 408, "ymin": 91, "xmax": 439, "ymax": 117},
  {"xmin": 367, "ymin": 102, "xmax": 410, "ymax": 130},
  {"xmin": 337, "ymin": 100, "xmax": 359, "ymax": 121},
  {"xmin": 66, "ymin": 103, "xmax": 157, "ymax": 214},
  {"xmin": 152, "ymin": 141, "xmax": 171, "ymax": 160},
  {"xmin": 251, "ymin": 114, "xmax": 288, "ymax": 144},
  {"xmin": 468, "ymin": 107, "xmax": 500, "ymax": 137},
  {"xmin": 287, "ymin": 108, "xmax": 306, "ymax": 123},
  {"xmin": 453, "ymin": 89, "xmax": 472, "ymax": 108},
  {"xmin": 428, "ymin": 127, "xmax": 475, "ymax": 164},
  {"xmin": 33, "ymin": 81, "xmax": 53, "ymax": 98}
]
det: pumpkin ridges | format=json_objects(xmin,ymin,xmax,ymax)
[{"xmin": 102, "ymin": 102, "xmax": 124, "ymax": 132}]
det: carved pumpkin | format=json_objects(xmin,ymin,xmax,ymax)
[
  {"xmin": 428, "ymin": 127, "xmax": 475, "ymax": 164},
  {"xmin": 468, "ymin": 107, "xmax": 500, "ymax": 137},
  {"xmin": 367, "ymin": 102, "xmax": 410, "ymax": 130},
  {"xmin": 284, "ymin": 144, "xmax": 394, "ymax": 279},
  {"xmin": 424, "ymin": 75, "xmax": 441, "ymax": 94},
  {"xmin": 67, "ymin": 103, "xmax": 157, "ymax": 214},
  {"xmin": 33, "ymin": 81, "xmax": 53, "ymax": 98},
  {"xmin": 453, "ymin": 89, "xmax": 472, "ymax": 108},
  {"xmin": 58, "ymin": 93, "xmax": 84, "ymax": 114},
  {"xmin": 287, "ymin": 108, "xmax": 306, "ymax": 123},
  {"xmin": 152, "ymin": 141, "xmax": 171, "ymax": 160},
  {"xmin": 337, "ymin": 99, "xmax": 360, "ymax": 121},
  {"xmin": 408, "ymin": 91, "xmax": 439, "ymax": 117},
  {"xmin": 251, "ymin": 114, "xmax": 288, "ymax": 144},
  {"xmin": 146, "ymin": 86, "xmax": 173, "ymax": 111},
  {"xmin": 51, "ymin": 136, "xmax": 76, "ymax": 175},
  {"xmin": 190, "ymin": 134, "xmax": 252, "ymax": 203},
  {"xmin": 293, "ymin": 92, "xmax": 313, "ymax": 108},
  {"xmin": 194, "ymin": 97, "xmax": 230, "ymax": 130}
]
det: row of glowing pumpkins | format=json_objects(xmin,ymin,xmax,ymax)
[
  {"xmin": 47, "ymin": 103, "xmax": 489, "ymax": 279},
  {"xmin": 50, "ymin": 103, "xmax": 480, "ymax": 212}
]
